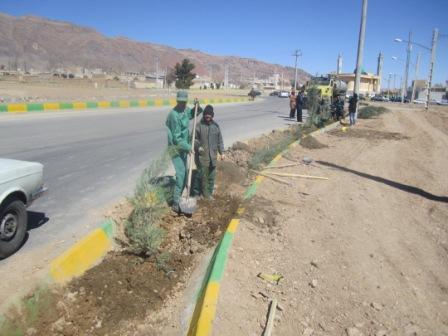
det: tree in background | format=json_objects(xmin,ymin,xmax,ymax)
[{"xmin": 174, "ymin": 59, "xmax": 196, "ymax": 89}]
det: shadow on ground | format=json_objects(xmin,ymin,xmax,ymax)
[
  {"xmin": 27, "ymin": 211, "xmax": 49, "ymax": 231},
  {"xmin": 317, "ymin": 161, "xmax": 448, "ymax": 203}
]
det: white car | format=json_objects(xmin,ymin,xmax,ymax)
[
  {"xmin": 278, "ymin": 91, "xmax": 290, "ymax": 98},
  {"xmin": 0, "ymin": 159, "xmax": 46, "ymax": 258}
]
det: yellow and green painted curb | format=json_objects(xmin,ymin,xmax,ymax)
[
  {"xmin": 0, "ymin": 97, "xmax": 250, "ymax": 113},
  {"xmin": 187, "ymin": 121, "xmax": 340, "ymax": 336},
  {"xmin": 49, "ymin": 219, "xmax": 115, "ymax": 283}
]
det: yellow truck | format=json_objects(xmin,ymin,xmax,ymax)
[{"xmin": 303, "ymin": 75, "xmax": 347, "ymax": 125}]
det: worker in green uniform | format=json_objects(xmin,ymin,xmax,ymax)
[
  {"xmin": 165, "ymin": 90, "xmax": 202, "ymax": 212},
  {"xmin": 192, "ymin": 105, "xmax": 224, "ymax": 199}
]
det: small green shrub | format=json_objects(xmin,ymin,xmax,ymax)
[{"xmin": 124, "ymin": 150, "xmax": 171, "ymax": 256}]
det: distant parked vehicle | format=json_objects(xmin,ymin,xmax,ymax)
[
  {"xmin": 269, "ymin": 91, "xmax": 279, "ymax": 96},
  {"xmin": 278, "ymin": 91, "xmax": 290, "ymax": 98},
  {"xmin": 0, "ymin": 159, "xmax": 47, "ymax": 258},
  {"xmin": 371, "ymin": 95, "xmax": 386, "ymax": 102}
]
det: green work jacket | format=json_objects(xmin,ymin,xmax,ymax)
[{"xmin": 166, "ymin": 105, "xmax": 202, "ymax": 155}]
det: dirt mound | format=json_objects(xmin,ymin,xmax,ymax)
[
  {"xmin": 300, "ymin": 135, "xmax": 328, "ymax": 149},
  {"xmin": 224, "ymin": 148, "xmax": 252, "ymax": 169},
  {"xmin": 216, "ymin": 161, "xmax": 247, "ymax": 191},
  {"xmin": 329, "ymin": 128, "xmax": 409, "ymax": 141}
]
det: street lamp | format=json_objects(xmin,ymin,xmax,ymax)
[
  {"xmin": 394, "ymin": 32, "xmax": 412, "ymax": 103},
  {"xmin": 395, "ymin": 29, "xmax": 438, "ymax": 110},
  {"xmin": 387, "ymin": 73, "xmax": 391, "ymax": 97},
  {"xmin": 391, "ymin": 56, "xmax": 407, "ymax": 102}
]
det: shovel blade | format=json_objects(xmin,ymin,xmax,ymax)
[{"xmin": 178, "ymin": 196, "xmax": 197, "ymax": 215}]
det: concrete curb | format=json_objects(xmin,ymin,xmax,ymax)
[
  {"xmin": 0, "ymin": 97, "xmax": 250, "ymax": 113},
  {"xmin": 49, "ymin": 219, "xmax": 115, "ymax": 283},
  {"xmin": 187, "ymin": 121, "xmax": 340, "ymax": 336}
]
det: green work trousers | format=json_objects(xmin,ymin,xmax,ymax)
[
  {"xmin": 193, "ymin": 161, "xmax": 216, "ymax": 199},
  {"xmin": 172, "ymin": 153, "xmax": 187, "ymax": 205}
]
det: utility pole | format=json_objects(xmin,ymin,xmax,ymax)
[
  {"xmin": 224, "ymin": 64, "xmax": 229, "ymax": 89},
  {"xmin": 292, "ymin": 49, "xmax": 301, "ymax": 90},
  {"xmin": 426, "ymin": 28, "xmax": 439, "ymax": 111},
  {"xmin": 376, "ymin": 52, "xmax": 384, "ymax": 94},
  {"xmin": 164, "ymin": 66, "xmax": 168, "ymax": 89},
  {"xmin": 393, "ymin": 73, "xmax": 397, "ymax": 95},
  {"xmin": 411, "ymin": 52, "xmax": 421, "ymax": 103},
  {"xmin": 401, "ymin": 31, "xmax": 412, "ymax": 103},
  {"xmin": 400, "ymin": 76, "xmax": 403, "ymax": 99},
  {"xmin": 155, "ymin": 56, "xmax": 159, "ymax": 88},
  {"xmin": 337, "ymin": 53, "xmax": 343, "ymax": 75},
  {"xmin": 354, "ymin": 0, "xmax": 368, "ymax": 113},
  {"xmin": 387, "ymin": 74, "xmax": 391, "ymax": 97},
  {"xmin": 281, "ymin": 72, "xmax": 284, "ymax": 90}
]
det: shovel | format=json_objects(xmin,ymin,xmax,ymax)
[{"xmin": 179, "ymin": 102, "xmax": 199, "ymax": 214}]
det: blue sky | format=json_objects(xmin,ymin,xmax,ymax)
[{"xmin": 1, "ymin": 0, "xmax": 447, "ymax": 85}]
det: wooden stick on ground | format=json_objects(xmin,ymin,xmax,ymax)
[
  {"xmin": 264, "ymin": 163, "xmax": 301, "ymax": 169},
  {"xmin": 263, "ymin": 298, "xmax": 278, "ymax": 336},
  {"xmin": 264, "ymin": 171, "xmax": 329, "ymax": 180},
  {"xmin": 256, "ymin": 171, "xmax": 292, "ymax": 186}
]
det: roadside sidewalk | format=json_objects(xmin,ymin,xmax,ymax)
[{"xmin": 213, "ymin": 107, "xmax": 448, "ymax": 335}]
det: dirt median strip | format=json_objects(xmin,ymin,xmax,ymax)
[{"xmin": 187, "ymin": 121, "xmax": 339, "ymax": 336}]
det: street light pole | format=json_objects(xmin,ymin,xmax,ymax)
[
  {"xmin": 402, "ymin": 31, "xmax": 412, "ymax": 103},
  {"xmin": 426, "ymin": 28, "xmax": 439, "ymax": 111},
  {"xmin": 411, "ymin": 52, "xmax": 421, "ymax": 103},
  {"xmin": 387, "ymin": 73, "xmax": 392, "ymax": 98},
  {"xmin": 393, "ymin": 73, "xmax": 396, "ymax": 95},
  {"xmin": 354, "ymin": 0, "xmax": 368, "ymax": 113},
  {"xmin": 292, "ymin": 49, "xmax": 301, "ymax": 90}
]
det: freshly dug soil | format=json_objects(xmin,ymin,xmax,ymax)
[
  {"xmin": 300, "ymin": 135, "xmax": 328, "ymax": 149},
  {"xmin": 32, "ymin": 253, "xmax": 188, "ymax": 336}
]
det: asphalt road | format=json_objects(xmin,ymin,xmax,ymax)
[{"xmin": 0, "ymin": 97, "xmax": 305, "ymax": 307}]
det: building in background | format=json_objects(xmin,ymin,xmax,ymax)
[{"xmin": 336, "ymin": 72, "xmax": 380, "ymax": 97}]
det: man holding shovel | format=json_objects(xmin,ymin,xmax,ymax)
[
  {"xmin": 166, "ymin": 90, "xmax": 202, "ymax": 213},
  {"xmin": 192, "ymin": 105, "xmax": 224, "ymax": 199}
]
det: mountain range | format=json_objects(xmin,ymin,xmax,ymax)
[{"xmin": 0, "ymin": 13, "xmax": 309, "ymax": 84}]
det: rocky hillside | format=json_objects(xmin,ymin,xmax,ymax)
[{"xmin": 0, "ymin": 13, "xmax": 309, "ymax": 84}]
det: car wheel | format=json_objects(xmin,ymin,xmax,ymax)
[{"xmin": 0, "ymin": 198, "xmax": 27, "ymax": 259}]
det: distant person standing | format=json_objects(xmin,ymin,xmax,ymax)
[
  {"xmin": 296, "ymin": 91, "xmax": 304, "ymax": 122},
  {"xmin": 249, "ymin": 88, "xmax": 256, "ymax": 101},
  {"xmin": 348, "ymin": 93, "xmax": 358, "ymax": 126},
  {"xmin": 289, "ymin": 91, "xmax": 296, "ymax": 118},
  {"xmin": 192, "ymin": 105, "xmax": 224, "ymax": 199},
  {"xmin": 334, "ymin": 95, "xmax": 345, "ymax": 121}
]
